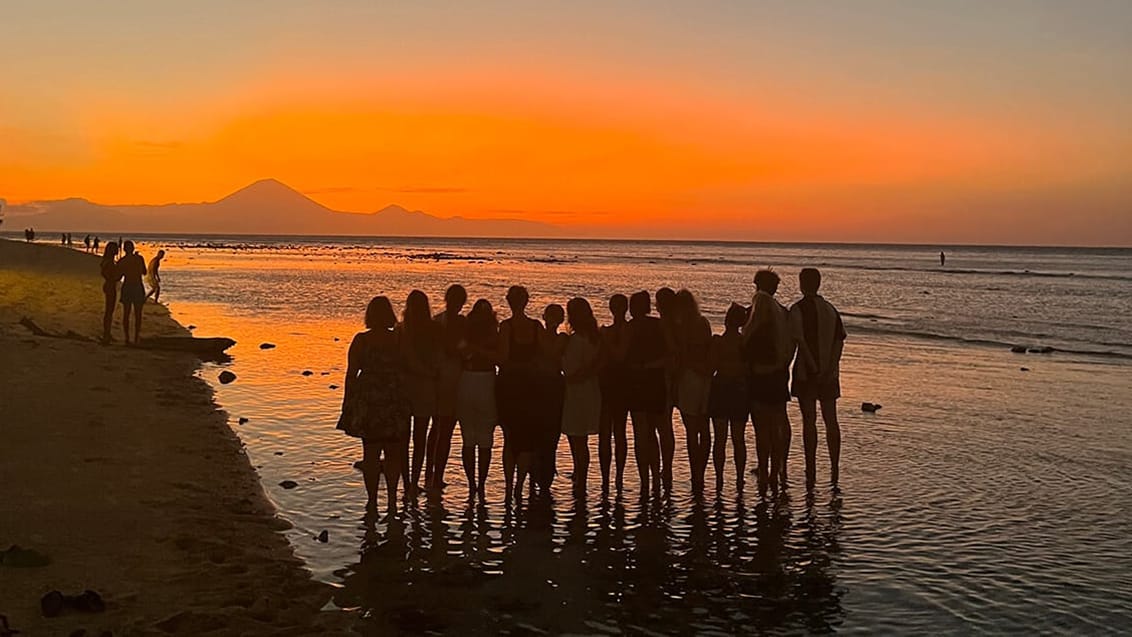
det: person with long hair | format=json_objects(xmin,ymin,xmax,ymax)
[
  {"xmin": 709, "ymin": 303, "xmax": 751, "ymax": 493},
  {"xmin": 99, "ymin": 241, "xmax": 120, "ymax": 344},
  {"xmin": 337, "ymin": 296, "xmax": 411, "ymax": 514},
  {"xmin": 562, "ymin": 297, "xmax": 603, "ymax": 498},
  {"xmin": 598, "ymin": 294, "xmax": 631, "ymax": 495},
  {"xmin": 497, "ymin": 285, "xmax": 545, "ymax": 502},
  {"xmin": 674, "ymin": 289, "xmax": 713, "ymax": 497},
  {"xmin": 533, "ymin": 303, "xmax": 568, "ymax": 495},
  {"xmin": 654, "ymin": 286, "xmax": 678, "ymax": 492},
  {"xmin": 426, "ymin": 284, "xmax": 467, "ymax": 490},
  {"xmin": 626, "ymin": 291, "xmax": 666, "ymax": 499},
  {"xmin": 401, "ymin": 290, "xmax": 440, "ymax": 495},
  {"xmin": 457, "ymin": 299, "xmax": 500, "ymax": 499}
]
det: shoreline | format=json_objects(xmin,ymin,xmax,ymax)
[{"xmin": 0, "ymin": 239, "xmax": 352, "ymax": 636}]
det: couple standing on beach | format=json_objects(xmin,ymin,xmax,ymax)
[{"xmin": 98, "ymin": 241, "xmax": 165, "ymax": 344}]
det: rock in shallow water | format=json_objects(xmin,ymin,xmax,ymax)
[
  {"xmin": 279, "ymin": 480, "xmax": 299, "ymax": 490},
  {"xmin": 218, "ymin": 371, "xmax": 237, "ymax": 384},
  {"xmin": 861, "ymin": 402, "xmax": 882, "ymax": 413},
  {"xmin": 1010, "ymin": 345, "xmax": 1028, "ymax": 353},
  {"xmin": 259, "ymin": 342, "xmax": 276, "ymax": 350}
]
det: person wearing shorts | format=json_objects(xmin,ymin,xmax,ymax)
[{"xmin": 116, "ymin": 241, "xmax": 147, "ymax": 345}]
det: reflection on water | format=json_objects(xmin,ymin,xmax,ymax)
[{"xmin": 334, "ymin": 490, "xmax": 844, "ymax": 634}]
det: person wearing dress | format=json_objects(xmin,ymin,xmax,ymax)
[
  {"xmin": 99, "ymin": 242, "xmax": 120, "ymax": 344},
  {"xmin": 457, "ymin": 299, "xmax": 499, "ymax": 499},
  {"xmin": 497, "ymin": 285, "xmax": 545, "ymax": 502},
  {"xmin": 533, "ymin": 303, "xmax": 568, "ymax": 495},
  {"xmin": 401, "ymin": 290, "xmax": 440, "ymax": 495},
  {"xmin": 561, "ymin": 297, "xmax": 603, "ymax": 498},
  {"xmin": 599, "ymin": 294, "xmax": 631, "ymax": 495},
  {"xmin": 709, "ymin": 303, "xmax": 750, "ymax": 493},
  {"xmin": 673, "ymin": 289, "xmax": 713, "ymax": 497},
  {"xmin": 626, "ymin": 291, "xmax": 667, "ymax": 499},
  {"xmin": 338, "ymin": 296, "xmax": 411, "ymax": 513},
  {"xmin": 426, "ymin": 284, "xmax": 467, "ymax": 490}
]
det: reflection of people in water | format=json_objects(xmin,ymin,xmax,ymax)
[
  {"xmin": 599, "ymin": 294, "xmax": 631, "ymax": 495},
  {"xmin": 145, "ymin": 249, "xmax": 165, "ymax": 303},
  {"xmin": 674, "ymin": 289, "xmax": 713, "ymax": 497},
  {"xmin": 710, "ymin": 303, "xmax": 751, "ymax": 493},
  {"xmin": 117, "ymin": 241, "xmax": 148, "ymax": 345},
  {"xmin": 337, "ymin": 296, "xmax": 410, "ymax": 513},
  {"xmin": 790, "ymin": 268, "xmax": 847, "ymax": 490},
  {"xmin": 99, "ymin": 241, "xmax": 120, "ymax": 344},
  {"xmin": 457, "ymin": 299, "xmax": 499, "ymax": 500}
]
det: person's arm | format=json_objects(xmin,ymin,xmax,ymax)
[
  {"xmin": 790, "ymin": 305, "xmax": 818, "ymax": 374},
  {"xmin": 742, "ymin": 295, "xmax": 764, "ymax": 346},
  {"xmin": 343, "ymin": 334, "xmax": 364, "ymax": 398},
  {"xmin": 497, "ymin": 320, "xmax": 512, "ymax": 363},
  {"xmin": 830, "ymin": 311, "xmax": 847, "ymax": 371}
]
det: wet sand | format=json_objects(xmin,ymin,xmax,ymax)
[{"xmin": 0, "ymin": 239, "xmax": 352, "ymax": 636}]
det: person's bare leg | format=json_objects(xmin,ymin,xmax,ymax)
[
  {"xmin": 152, "ymin": 285, "xmax": 160, "ymax": 304},
  {"xmin": 658, "ymin": 409, "xmax": 675, "ymax": 492},
  {"xmin": 613, "ymin": 411, "xmax": 628, "ymax": 492},
  {"xmin": 516, "ymin": 451, "xmax": 532, "ymax": 499},
  {"xmin": 730, "ymin": 417, "xmax": 747, "ymax": 492},
  {"xmin": 462, "ymin": 440, "xmax": 476, "ymax": 498},
  {"xmin": 697, "ymin": 416, "xmax": 711, "ymax": 494},
  {"xmin": 682, "ymin": 414, "xmax": 699, "ymax": 493},
  {"xmin": 102, "ymin": 293, "xmax": 115, "ymax": 342},
  {"xmin": 820, "ymin": 398, "xmax": 842, "ymax": 487},
  {"xmin": 598, "ymin": 415, "xmax": 613, "ymax": 493},
  {"xmin": 121, "ymin": 303, "xmax": 132, "ymax": 344},
  {"xmin": 476, "ymin": 447, "xmax": 492, "ymax": 498},
  {"xmin": 503, "ymin": 434, "xmax": 515, "ymax": 502},
  {"xmin": 132, "ymin": 303, "xmax": 143, "ymax": 344},
  {"xmin": 382, "ymin": 441, "xmax": 404, "ymax": 514},
  {"xmin": 434, "ymin": 417, "xmax": 456, "ymax": 489},
  {"xmin": 362, "ymin": 441, "xmax": 381, "ymax": 510},
  {"xmin": 778, "ymin": 404, "xmax": 791, "ymax": 488},
  {"xmin": 411, "ymin": 416, "xmax": 430, "ymax": 488},
  {"xmin": 752, "ymin": 405, "xmax": 771, "ymax": 497},
  {"xmin": 800, "ymin": 399, "xmax": 819, "ymax": 490},
  {"xmin": 568, "ymin": 435, "xmax": 589, "ymax": 497},
  {"xmin": 647, "ymin": 412, "xmax": 664, "ymax": 496},
  {"xmin": 630, "ymin": 411, "xmax": 651, "ymax": 495}
]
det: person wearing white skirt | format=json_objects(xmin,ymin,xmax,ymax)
[
  {"xmin": 561, "ymin": 298, "xmax": 603, "ymax": 497},
  {"xmin": 457, "ymin": 299, "xmax": 500, "ymax": 499}
]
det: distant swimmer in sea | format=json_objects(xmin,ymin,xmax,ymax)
[
  {"xmin": 743, "ymin": 269, "xmax": 796, "ymax": 497},
  {"xmin": 145, "ymin": 249, "xmax": 165, "ymax": 303},
  {"xmin": 117, "ymin": 241, "xmax": 148, "ymax": 345},
  {"xmin": 99, "ymin": 241, "xmax": 120, "ymax": 344},
  {"xmin": 338, "ymin": 296, "xmax": 411, "ymax": 514},
  {"xmin": 457, "ymin": 299, "xmax": 500, "ymax": 500},
  {"xmin": 425, "ymin": 284, "xmax": 467, "ymax": 491},
  {"xmin": 709, "ymin": 303, "xmax": 751, "ymax": 493},
  {"xmin": 940, "ymin": 251, "xmax": 946, "ymax": 267},
  {"xmin": 790, "ymin": 268, "xmax": 847, "ymax": 490}
]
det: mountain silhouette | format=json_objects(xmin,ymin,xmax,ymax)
[{"xmin": 5, "ymin": 179, "xmax": 560, "ymax": 238}]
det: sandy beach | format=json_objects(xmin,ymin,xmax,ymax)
[{"xmin": 0, "ymin": 239, "xmax": 352, "ymax": 636}]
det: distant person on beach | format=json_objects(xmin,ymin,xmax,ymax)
[
  {"xmin": 940, "ymin": 251, "xmax": 946, "ymax": 267},
  {"xmin": 626, "ymin": 291, "xmax": 666, "ymax": 499},
  {"xmin": 790, "ymin": 268, "xmax": 846, "ymax": 490},
  {"xmin": 84, "ymin": 235, "xmax": 91, "ymax": 251},
  {"xmin": 561, "ymin": 297, "xmax": 602, "ymax": 498},
  {"xmin": 426, "ymin": 284, "xmax": 467, "ymax": 490},
  {"xmin": 534, "ymin": 303, "xmax": 568, "ymax": 494},
  {"xmin": 673, "ymin": 289, "xmax": 713, "ymax": 497},
  {"xmin": 401, "ymin": 290, "xmax": 440, "ymax": 495},
  {"xmin": 117, "ymin": 241, "xmax": 148, "ymax": 345},
  {"xmin": 67, "ymin": 233, "xmax": 72, "ymax": 246},
  {"xmin": 654, "ymin": 286, "xmax": 678, "ymax": 492},
  {"xmin": 93, "ymin": 237, "xmax": 100, "ymax": 252},
  {"xmin": 99, "ymin": 241, "xmax": 121, "ymax": 343},
  {"xmin": 497, "ymin": 285, "xmax": 545, "ymax": 501},
  {"xmin": 743, "ymin": 269, "xmax": 796, "ymax": 497},
  {"xmin": 709, "ymin": 303, "xmax": 751, "ymax": 492},
  {"xmin": 145, "ymin": 250, "xmax": 165, "ymax": 303},
  {"xmin": 599, "ymin": 294, "xmax": 631, "ymax": 494},
  {"xmin": 337, "ymin": 296, "xmax": 411, "ymax": 513},
  {"xmin": 457, "ymin": 299, "xmax": 500, "ymax": 499}
]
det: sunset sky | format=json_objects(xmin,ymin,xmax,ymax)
[{"xmin": 2, "ymin": 1, "xmax": 1130, "ymax": 244}]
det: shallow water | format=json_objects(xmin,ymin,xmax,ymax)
[{"xmin": 137, "ymin": 237, "xmax": 1132, "ymax": 633}]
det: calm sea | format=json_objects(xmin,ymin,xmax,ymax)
[{"xmin": 135, "ymin": 237, "xmax": 1132, "ymax": 634}]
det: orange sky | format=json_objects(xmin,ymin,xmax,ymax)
[{"xmin": 2, "ymin": 2, "xmax": 1130, "ymax": 244}]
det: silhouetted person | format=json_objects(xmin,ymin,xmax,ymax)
[
  {"xmin": 599, "ymin": 294, "xmax": 631, "ymax": 495},
  {"xmin": 84, "ymin": 235, "xmax": 91, "ymax": 251},
  {"xmin": 743, "ymin": 269, "xmax": 796, "ymax": 497},
  {"xmin": 457, "ymin": 299, "xmax": 499, "ymax": 499},
  {"xmin": 940, "ymin": 251, "xmax": 946, "ymax": 267},
  {"xmin": 654, "ymin": 286, "xmax": 678, "ymax": 492},
  {"xmin": 61, "ymin": 233, "xmax": 66, "ymax": 245},
  {"xmin": 145, "ymin": 250, "xmax": 165, "ymax": 303},
  {"xmin": 337, "ymin": 296, "xmax": 411, "ymax": 514},
  {"xmin": 709, "ymin": 303, "xmax": 750, "ymax": 493},
  {"xmin": 497, "ymin": 285, "xmax": 545, "ymax": 502},
  {"xmin": 626, "ymin": 291, "xmax": 666, "ymax": 499},
  {"xmin": 93, "ymin": 237, "xmax": 100, "ymax": 252},
  {"xmin": 401, "ymin": 290, "xmax": 440, "ymax": 495},
  {"xmin": 534, "ymin": 303, "xmax": 567, "ymax": 494},
  {"xmin": 790, "ymin": 268, "xmax": 846, "ymax": 490},
  {"xmin": 426, "ymin": 284, "xmax": 467, "ymax": 490},
  {"xmin": 562, "ymin": 297, "xmax": 602, "ymax": 498},
  {"xmin": 117, "ymin": 241, "xmax": 147, "ymax": 345},
  {"xmin": 673, "ymin": 289, "xmax": 713, "ymax": 497},
  {"xmin": 66, "ymin": 233, "xmax": 72, "ymax": 246},
  {"xmin": 99, "ymin": 242, "xmax": 121, "ymax": 344}
]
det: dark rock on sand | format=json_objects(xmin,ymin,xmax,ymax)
[
  {"xmin": 279, "ymin": 480, "xmax": 299, "ymax": 490},
  {"xmin": 301, "ymin": 370, "xmax": 313, "ymax": 376},
  {"xmin": 237, "ymin": 417, "xmax": 249, "ymax": 425},
  {"xmin": 259, "ymin": 343, "xmax": 276, "ymax": 350},
  {"xmin": 329, "ymin": 384, "xmax": 339, "ymax": 390},
  {"xmin": 1021, "ymin": 367, "xmax": 1031, "ymax": 372},
  {"xmin": 218, "ymin": 371, "xmax": 237, "ymax": 384},
  {"xmin": 317, "ymin": 530, "xmax": 329, "ymax": 543},
  {"xmin": 1028, "ymin": 346, "xmax": 1055, "ymax": 354},
  {"xmin": 1011, "ymin": 345, "xmax": 1028, "ymax": 353},
  {"xmin": 861, "ymin": 402, "xmax": 882, "ymax": 413},
  {"xmin": 274, "ymin": 451, "xmax": 284, "ymax": 456}
]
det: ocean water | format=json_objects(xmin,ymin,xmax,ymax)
[{"xmin": 136, "ymin": 237, "xmax": 1132, "ymax": 634}]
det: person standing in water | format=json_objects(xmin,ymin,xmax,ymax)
[
  {"xmin": 673, "ymin": 289, "xmax": 713, "ymax": 497},
  {"xmin": 561, "ymin": 297, "xmax": 603, "ymax": 498},
  {"xmin": 497, "ymin": 285, "xmax": 545, "ymax": 502},
  {"xmin": 145, "ymin": 250, "xmax": 165, "ymax": 303},
  {"xmin": 790, "ymin": 268, "xmax": 846, "ymax": 491},
  {"xmin": 709, "ymin": 303, "xmax": 751, "ymax": 493},
  {"xmin": 426, "ymin": 284, "xmax": 467, "ymax": 490},
  {"xmin": 99, "ymin": 242, "xmax": 120, "ymax": 344},
  {"xmin": 117, "ymin": 241, "xmax": 147, "ymax": 345},
  {"xmin": 654, "ymin": 286, "xmax": 679, "ymax": 493},
  {"xmin": 338, "ymin": 296, "xmax": 410, "ymax": 514},
  {"xmin": 743, "ymin": 269, "xmax": 796, "ymax": 497},
  {"xmin": 598, "ymin": 294, "xmax": 631, "ymax": 495},
  {"xmin": 626, "ymin": 291, "xmax": 666, "ymax": 499},
  {"xmin": 940, "ymin": 251, "xmax": 946, "ymax": 267},
  {"xmin": 534, "ymin": 303, "xmax": 568, "ymax": 495},
  {"xmin": 401, "ymin": 290, "xmax": 440, "ymax": 496},
  {"xmin": 457, "ymin": 299, "xmax": 500, "ymax": 500}
]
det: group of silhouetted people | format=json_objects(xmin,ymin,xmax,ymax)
[
  {"xmin": 98, "ymin": 241, "xmax": 165, "ymax": 344},
  {"xmin": 337, "ymin": 268, "xmax": 847, "ymax": 513}
]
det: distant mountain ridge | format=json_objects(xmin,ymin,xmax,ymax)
[{"xmin": 5, "ymin": 179, "xmax": 560, "ymax": 238}]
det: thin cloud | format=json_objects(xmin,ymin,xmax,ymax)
[{"xmin": 377, "ymin": 186, "xmax": 470, "ymax": 194}]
